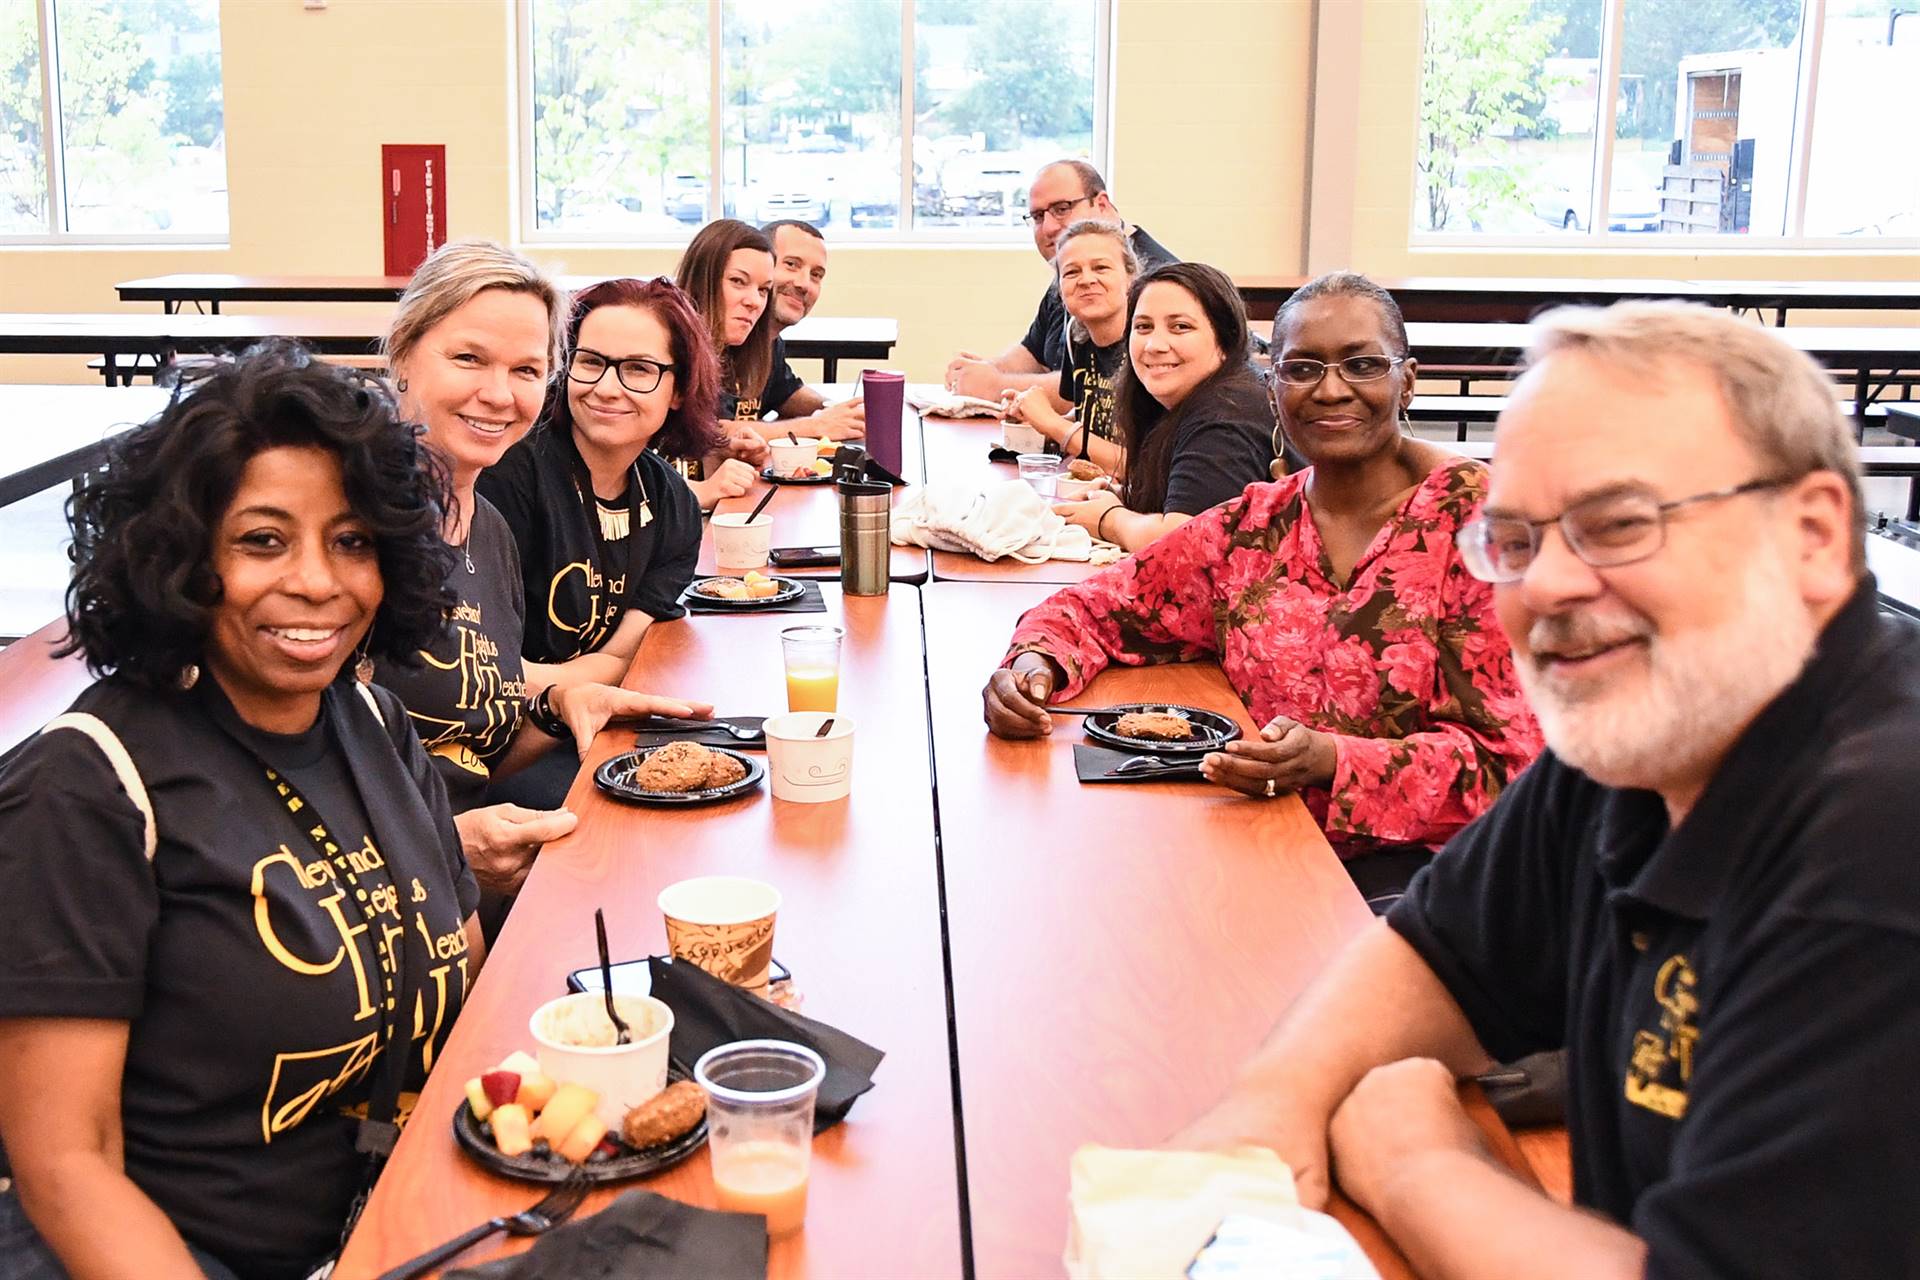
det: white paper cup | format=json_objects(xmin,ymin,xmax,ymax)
[
  {"xmin": 1002, "ymin": 420, "xmax": 1047, "ymax": 454},
  {"xmin": 768, "ymin": 439, "xmax": 818, "ymax": 477},
  {"xmin": 658, "ymin": 876, "xmax": 783, "ymax": 991},
  {"xmin": 712, "ymin": 513, "xmax": 773, "ymax": 570},
  {"xmin": 1055, "ymin": 477, "xmax": 1098, "ymax": 501},
  {"xmin": 763, "ymin": 711, "xmax": 855, "ymax": 804},
  {"xmin": 529, "ymin": 992, "xmax": 674, "ymax": 1130}
]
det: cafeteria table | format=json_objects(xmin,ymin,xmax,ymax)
[
  {"xmin": 1235, "ymin": 274, "xmax": 1920, "ymax": 326},
  {"xmin": 332, "ymin": 587, "xmax": 965, "ymax": 1279},
  {"xmin": 920, "ymin": 581, "xmax": 1544, "ymax": 1278},
  {"xmin": 0, "ymin": 384, "xmax": 169, "ymax": 507},
  {"xmin": 113, "ymin": 276, "xmax": 899, "ymax": 380}
]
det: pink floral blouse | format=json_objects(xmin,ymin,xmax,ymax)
[{"xmin": 1007, "ymin": 458, "xmax": 1542, "ymax": 852}]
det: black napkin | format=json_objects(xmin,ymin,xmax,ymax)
[
  {"xmin": 632, "ymin": 717, "xmax": 768, "ymax": 751},
  {"xmin": 1072, "ymin": 742, "xmax": 1207, "ymax": 785},
  {"xmin": 445, "ymin": 1189, "xmax": 767, "ymax": 1280},
  {"xmin": 682, "ymin": 578, "xmax": 828, "ymax": 615},
  {"xmin": 648, "ymin": 956, "xmax": 882, "ymax": 1132}
]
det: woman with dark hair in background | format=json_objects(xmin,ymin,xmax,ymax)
[
  {"xmin": 0, "ymin": 345, "xmax": 480, "ymax": 1280},
  {"xmin": 1050, "ymin": 261, "xmax": 1275, "ymax": 554},
  {"xmin": 379, "ymin": 244, "xmax": 711, "ymax": 905},
  {"xmin": 670, "ymin": 218, "xmax": 780, "ymax": 508},
  {"xmin": 984, "ymin": 273, "xmax": 1541, "ymax": 905}
]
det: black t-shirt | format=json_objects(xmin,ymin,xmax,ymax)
[
  {"xmin": 717, "ymin": 336, "xmax": 807, "ymax": 423},
  {"xmin": 1388, "ymin": 585, "xmax": 1920, "ymax": 1279},
  {"xmin": 1057, "ymin": 329, "xmax": 1126, "ymax": 451},
  {"xmin": 1153, "ymin": 370, "xmax": 1276, "ymax": 515},
  {"xmin": 1022, "ymin": 224, "xmax": 1176, "ymax": 371},
  {"xmin": 369, "ymin": 497, "xmax": 529, "ymax": 812},
  {"xmin": 0, "ymin": 677, "xmax": 477, "ymax": 1279},
  {"xmin": 478, "ymin": 424, "xmax": 701, "ymax": 662}
]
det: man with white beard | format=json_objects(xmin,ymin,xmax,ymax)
[{"xmin": 1171, "ymin": 302, "xmax": 1919, "ymax": 1278}]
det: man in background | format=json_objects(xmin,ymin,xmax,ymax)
[
  {"xmin": 755, "ymin": 218, "xmax": 864, "ymax": 441},
  {"xmin": 945, "ymin": 160, "xmax": 1175, "ymax": 407}
]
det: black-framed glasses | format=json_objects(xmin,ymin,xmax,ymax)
[
  {"xmin": 1022, "ymin": 195, "xmax": 1093, "ymax": 226},
  {"xmin": 1273, "ymin": 354, "xmax": 1405, "ymax": 387},
  {"xmin": 567, "ymin": 348, "xmax": 674, "ymax": 394},
  {"xmin": 1455, "ymin": 477, "xmax": 1794, "ymax": 584}
]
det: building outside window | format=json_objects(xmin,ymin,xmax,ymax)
[{"xmin": 1415, "ymin": 0, "xmax": 1917, "ymax": 245}]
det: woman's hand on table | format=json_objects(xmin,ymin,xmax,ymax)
[
  {"xmin": 1166, "ymin": 1086, "xmax": 1339, "ymax": 1211},
  {"xmin": 810, "ymin": 398, "xmax": 865, "ymax": 440},
  {"xmin": 690, "ymin": 458, "xmax": 758, "ymax": 509},
  {"xmin": 722, "ymin": 423, "xmax": 771, "ymax": 468},
  {"xmin": 1053, "ymin": 487, "xmax": 1123, "ymax": 538},
  {"xmin": 1328, "ymin": 1057, "xmax": 1491, "ymax": 1219},
  {"xmin": 551, "ymin": 685, "xmax": 714, "ymax": 757},
  {"xmin": 455, "ymin": 803, "xmax": 579, "ymax": 896},
  {"xmin": 1004, "ymin": 386, "xmax": 1074, "ymax": 445},
  {"xmin": 1201, "ymin": 714, "xmax": 1337, "ymax": 797},
  {"xmin": 983, "ymin": 651, "xmax": 1065, "ymax": 739}
]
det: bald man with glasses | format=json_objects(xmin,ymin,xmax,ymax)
[
  {"xmin": 944, "ymin": 159, "xmax": 1174, "ymax": 407},
  {"xmin": 1173, "ymin": 302, "xmax": 1920, "ymax": 1279}
]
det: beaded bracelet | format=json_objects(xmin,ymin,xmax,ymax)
[{"xmin": 524, "ymin": 685, "xmax": 569, "ymax": 739}]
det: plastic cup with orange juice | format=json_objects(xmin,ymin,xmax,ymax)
[
  {"xmin": 695, "ymin": 1040, "xmax": 826, "ymax": 1238},
  {"xmin": 779, "ymin": 625, "xmax": 842, "ymax": 712}
]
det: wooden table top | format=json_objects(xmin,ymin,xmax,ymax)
[
  {"xmin": 0, "ymin": 384, "xmax": 170, "ymax": 505},
  {"xmin": 699, "ymin": 410, "xmax": 930, "ymax": 583},
  {"xmin": 917, "ymin": 417, "xmax": 1109, "ymax": 586},
  {"xmin": 922, "ymin": 582, "xmax": 1367, "ymax": 1274},
  {"xmin": 333, "ymin": 587, "xmax": 964, "ymax": 1279}
]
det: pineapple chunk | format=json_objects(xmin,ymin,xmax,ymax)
[
  {"xmin": 515, "ymin": 1072, "xmax": 558, "ymax": 1113},
  {"xmin": 530, "ymin": 1082, "xmax": 599, "ymax": 1144},
  {"xmin": 490, "ymin": 1103, "xmax": 533, "ymax": 1157},
  {"xmin": 556, "ymin": 1112, "xmax": 609, "ymax": 1164}
]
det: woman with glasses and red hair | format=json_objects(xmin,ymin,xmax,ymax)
[{"xmin": 983, "ymin": 272, "xmax": 1542, "ymax": 903}]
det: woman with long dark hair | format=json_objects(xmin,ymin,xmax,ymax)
[
  {"xmin": 1051, "ymin": 261, "xmax": 1274, "ymax": 553},
  {"xmin": 669, "ymin": 218, "xmax": 781, "ymax": 507},
  {"xmin": 0, "ymin": 344, "xmax": 480, "ymax": 1279}
]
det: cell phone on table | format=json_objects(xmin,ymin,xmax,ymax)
[
  {"xmin": 566, "ymin": 956, "xmax": 790, "ymax": 996},
  {"xmin": 769, "ymin": 545, "xmax": 841, "ymax": 568}
]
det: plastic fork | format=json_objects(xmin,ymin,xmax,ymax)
[{"xmin": 375, "ymin": 1171, "xmax": 590, "ymax": 1279}]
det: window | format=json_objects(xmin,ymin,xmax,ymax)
[
  {"xmin": 520, "ymin": 0, "xmax": 1108, "ymax": 241},
  {"xmin": 1414, "ymin": 0, "xmax": 1918, "ymax": 245},
  {"xmin": 1, "ymin": 0, "xmax": 227, "ymax": 242}
]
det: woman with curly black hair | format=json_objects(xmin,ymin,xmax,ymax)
[{"xmin": 0, "ymin": 343, "xmax": 482, "ymax": 1280}]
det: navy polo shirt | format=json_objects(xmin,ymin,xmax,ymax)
[{"xmin": 1390, "ymin": 582, "xmax": 1920, "ymax": 1278}]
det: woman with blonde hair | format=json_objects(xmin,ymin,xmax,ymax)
[{"xmin": 379, "ymin": 241, "xmax": 711, "ymax": 909}]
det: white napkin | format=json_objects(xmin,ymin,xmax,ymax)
[
  {"xmin": 890, "ymin": 479, "xmax": 1106, "ymax": 564},
  {"xmin": 1063, "ymin": 1145, "xmax": 1379, "ymax": 1280}
]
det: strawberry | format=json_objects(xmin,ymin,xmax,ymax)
[{"xmin": 480, "ymin": 1070, "xmax": 521, "ymax": 1110}]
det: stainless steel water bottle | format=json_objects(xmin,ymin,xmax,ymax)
[{"xmin": 834, "ymin": 444, "xmax": 890, "ymax": 596}]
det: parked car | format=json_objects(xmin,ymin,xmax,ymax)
[
  {"xmin": 754, "ymin": 188, "xmax": 827, "ymax": 224},
  {"xmin": 665, "ymin": 173, "xmax": 708, "ymax": 224},
  {"xmin": 1532, "ymin": 185, "xmax": 1662, "ymax": 232}
]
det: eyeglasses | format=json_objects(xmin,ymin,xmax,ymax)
[
  {"xmin": 1272, "ymin": 354, "xmax": 1405, "ymax": 387},
  {"xmin": 1455, "ymin": 478, "xmax": 1793, "ymax": 584},
  {"xmin": 1022, "ymin": 195, "xmax": 1093, "ymax": 226},
  {"xmin": 567, "ymin": 348, "xmax": 674, "ymax": 394}
]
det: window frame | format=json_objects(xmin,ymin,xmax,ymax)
[
  {"xmin": 1408, "ymin": 0, "xmax": 1920, "ymax": 253},
  {"xmin": 513, "ymin": 0, "xmax": 1114, "ymax": 247},
  {"xmin": 1, "ymin": 0, "xmax": 229, "ymax": 247}
]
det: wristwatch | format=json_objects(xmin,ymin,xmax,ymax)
[{"xmin": 525, "ymin": 685, "xmax": 569, "ymax": 739}]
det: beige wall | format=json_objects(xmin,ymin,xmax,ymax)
[{"xmin": 0, "ymin": 0, "xmax": 1311, "ymax": 384}]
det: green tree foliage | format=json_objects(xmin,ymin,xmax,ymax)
[
  {"xmin": 0, "ymin": 2, "xmax": 46, "ymax": 224},
  {"xmin": 1419, "ymin": 0, "xmax": 1566, "ymax": 230},
  {"xmin": 929, "ymin": 0, "xmax": 1093, "ymax": 148},
  {"xmin": 163, "ymin": 52, "xmax": 222, "ymax": 147},
  {"xmin": 530, "ymin": 0, "xmax": 709, "ymax": 227}
]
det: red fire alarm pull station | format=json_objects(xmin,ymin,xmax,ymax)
[{"xmin": 382, "ymin": 144, "xmax": 447, "ymax": 276}]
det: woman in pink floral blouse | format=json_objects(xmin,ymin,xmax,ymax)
[{"xmin": 984, "ymin": 272, "xmax": 1541, "ymax": 865}]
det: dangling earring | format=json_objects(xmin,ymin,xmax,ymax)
[
  {"xmin": 353, "ymin": 633, "xmax": 375, "ymax": 684},
  {"xmin": 176, "ymin": 663, "xmax": 200, "ymax": 691},
  {"xmin": 395, "ymin": 377, "xmax": 408, "ymax": 393},
  {"xmin": 1268, "ymin": 418, "xmax": 1290, "ymax": 481}
]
